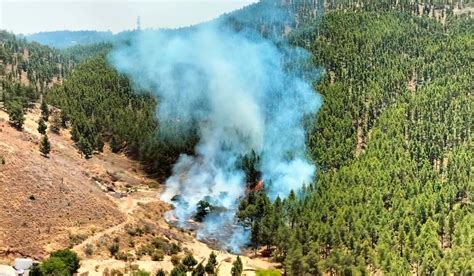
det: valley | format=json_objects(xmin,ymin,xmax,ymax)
[
  {"xmin": 0, "ymin": 106, "xmax": 277, "ymax": 275},
  {"xmin": 1, "ymin": 0, "xmax": 472, "ymax": 274}
]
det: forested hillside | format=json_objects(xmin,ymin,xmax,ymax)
[
  {"xmin": 0, "ymin": 31, "xmax": 72, "ymax": 88},
  {"xmin": 26, "ymin": 30, "xmax": 114, "ymax": 49},
  {"xmin": 237, "ymin": 2, "xmax": 472, "ymax": 274},
  {"xmin": 1, "ymin": 0, "xmax": 472, "ymax": 274},
  {"xmin": 0, "ymin": 31, "xmax": 77, "ymax": 133}
]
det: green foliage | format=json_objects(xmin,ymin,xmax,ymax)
[
  {"xmin": 84, "ymin": 243, "xmax": 94, "ymax": 257},
  {"xmin": 50, "ymin": 112, "xmax": 62, "ymax": 134},
  {"xmin": 38, "ymin": 117, "xmax": 47, "ymax": 134},
  {"xmin": 240, "ymin": 4, "xmax": 473, "ymax": 274},
  {"xmin": 5, "ymin": 2, "xmax": 470, "ymax": 275},
  {"xmin": 170, "ymin": 255, "xmax": 181, "ymax": 266},
  {"xmin": 41, "ymin": 99, "xmax": 49, "ymax": 121},
  {"xmin": 192, "ymin": 262, "xmax": 205, "ymax": 276},
  {"xmin": 155, "ymin": 269, "xmax": 166, "ymax": 276},
  {"xmin": 231, "ymin": 256, "xmax": 243, "ymax": 276},
  {"xmin": 29, "ymin": 264, "xmax": 42, "ymax": 276},
  {"xmin": 0, "ymin": 30, "xmax": 73, "ymax": 90},
  {"xmin": 194, "ymin": 200, "xmax": 212, "ymax": 222},
  {"xmin": 151, "ymin": 249, "xmax": 165, "ymax": 261},
  {"xmin": 6, "ymin": 100, "xmax": 25, "ymax": 130},
  {"xmin": 108, "ymin": 242, "xmax": 120, "ymax": 257},
  {"xmin": 39, "ymin": 134, "xmax": 51, "ymax": 157},
  {"xmin": 47, "ymin": 55, "xmax": 157, "ymax": 159},
  {"xmin": 182, "ymin": 253, "xmax": 198, "ymax": 271},
  {"xmin": 170, "ymin": 264, "xmax": 186, "ymax": 276},
  {"xmin": 131, "ymin": 269, "xmax": 150, "ymax": 276},
  {"xmin": 50, "ymin": 249, "xmax": 80, "ymax": 274},
  {"xmin": 204, "ymin": 252, "xmax": 218, "ymax": 275},
  {"xmin": 255, "ymin": 269, "xmax": 281, "ymax": 276},
  {"xmin": 239, "ymin": 150, "xmax": 261, "ymax": 187},
  {"xmin": 40, "ymin": 257, "xmax": 69, "ymax": 276}
]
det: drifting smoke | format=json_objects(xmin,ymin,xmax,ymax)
[{"xmin": 110, "ymin": 8, "xmax": 321, "ymax": 252}]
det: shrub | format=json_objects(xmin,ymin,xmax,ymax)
[
  {"xmin": 68, "ymin": 233, "xmax": 87, "ymax": 247},
  {"xmin": 170, "ymin": 255, "xmax": 181, "ymax": 266},
  {"xmin": 50, "ymin": 249, "xmax": 80, "ymax": 274},
  {"xmin": 136, "ymin": 244, "xmax": 154, "ymax": 258},
  {"xmin": 131, "ymin": 269, "xmax": 150, "ymax": 276},
  {"xmin": 170, "ymin": 264, "xmax": 186, "ymax": 276},
  {"xmin": 108, "ymin": 242, "xmax": 120, "ymax": 257},
  {"xmin": 155, "ymin": 268, "xmax": 166, "ymax": 276},
  {"xmin": 192, "ymin": 262, "xmax": 205, "ymax": 276},
  {"xmin": 84, "ymin": 243, "xmax": 94, "ymax": 257},
  {"xmin": 40, "ymin": 257, "xmax": 68, "ymax": 275},
  {"xmin": 182, "ymin": 253, "xmax": 197, "ymax": 271},
  {"xmin": 169, "ymin": 243, "xmax": 181, "ymax": 255},
  {"xmin": 151, "ymin": 237, "xmax": 170, "ymax": 252},
  {"xmin": 151, "ymin": 249, "xmax": 165, "ymax": 261},
  {"xmin": 29, "ymin": 264, "xmax": 42, "ymax": 276},
  {"xmin": 255, "ymin": 269, "xmax": 281, "ymax": 276},
  {"xmin": 115, "ymin": 251, "xmax": 129, "ymax": 261}
]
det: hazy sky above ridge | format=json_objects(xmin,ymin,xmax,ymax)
[{"xmin": 0, "ymin": 0, "xmax": 256, "ymax": 35}]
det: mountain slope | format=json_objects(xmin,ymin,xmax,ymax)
[{"xmin": 0, "ymin": 107, "xmax": 127, "ymax": 259}]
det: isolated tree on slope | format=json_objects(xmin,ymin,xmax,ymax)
[
  {"xmin": 182, "ymin": 253, "xmax": 198, "ymax": 271},
  {"xmin": 231, "ymin": 256, "xmax": 243, "ymax": 276},
  {"xmin": 37, "ymin": 117, "xmax": 47, "ymax": 135},
  {"xmin": 39, "ymin": 134, "xmax": 51, "ymax": 157},
  {"xmin": 7, "ymin": 101, "xmax": 25, "ymax": 130},
  {"xmin": 205, "ymin": 252, "xmax": 218, "ymax": 275},
  {"xmin": 41, "ymin": 98, "xmax": 49, "ymax": 121},
  {"xmin": 192, "ymin": 262, "xmax": 205, "ymax": 276}
]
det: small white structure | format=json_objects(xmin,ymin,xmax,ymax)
[
  {"xmin": 0, "ymin": 265, "xmax": 16, "ymax": 276},
  {"xmin": 14, "ymin": 259, "xmax": 33, "ymax": 276},
  {"xmin": 0, "ymin": 259, "xmax": 34, "ymax": 276}
]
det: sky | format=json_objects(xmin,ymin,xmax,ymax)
[{"xmin": 0, "ymin": 0, "xmax": 257, "ymax": 35}]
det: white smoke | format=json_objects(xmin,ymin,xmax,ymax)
[{"xmin": 110, "ymin": 17, "xmax": 321, "ymax": 252}]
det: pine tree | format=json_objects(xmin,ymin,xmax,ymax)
[
  {"xmin": 7, "ymin": 101, "xmax": 25, "ymax": 130},
  {"xmin": 155, "ymin": 269, "xmax": 166, "ymax": 276},
  {"xmin": 50, "ymin": 112, "xmax": 62, "ymax": 134},
  {"xmin": 39, "ymin": 134, "xmax": 51, "ymax": 157},
  {"xmin": 37, "ymin": 117, "xmax": 47, "ymax": 135},
  {"xmin": 78, "ymin": 136, "xmax": 93, "ymax": 159},
  {"xmin": 41, "ymin": 98, "xmax": 49, "ymax": 121},
  {"xmin": 182, "ymin": 253, "xmax": 197, "ymax": 271},
  {"xmin": 192, "ymin": 262, "xmax": 205, "ymax": 276},
  {"xmin": 231, "ymin": 256, "xmax": 243, "ymax": 276},
  {"xmin": 205, "ymin": 252, "xmax": 218, "ymax": 275}
]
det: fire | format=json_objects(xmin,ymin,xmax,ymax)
[{"xmin": 248, "ymin": 180, "xmax": 264, "ymax": 193}]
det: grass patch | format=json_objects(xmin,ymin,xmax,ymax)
[{"xmin": 255, "ymin": 269, "xmax": 281, "ymax": 276}]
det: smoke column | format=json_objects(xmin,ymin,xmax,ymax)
[{"xmin": 110, "ymin": 9, "xmax": 321, "ymax": 252}]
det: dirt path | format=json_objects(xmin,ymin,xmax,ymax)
[{"xmin": 73, "ymin": 189, "xmax": 159, "ymax": 254}]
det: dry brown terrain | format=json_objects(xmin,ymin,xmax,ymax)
[
  {"xmin": 0, "ymin": 107, "xmax": 277, "ymax": 275},
  {"xmin": 0, "ymin": 106, "xmax": 131, "ymax": 260}
]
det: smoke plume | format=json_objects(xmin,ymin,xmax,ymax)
[{"xmin": 110, "ymin": 9, "xmax": 321, "ymax": 252}]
